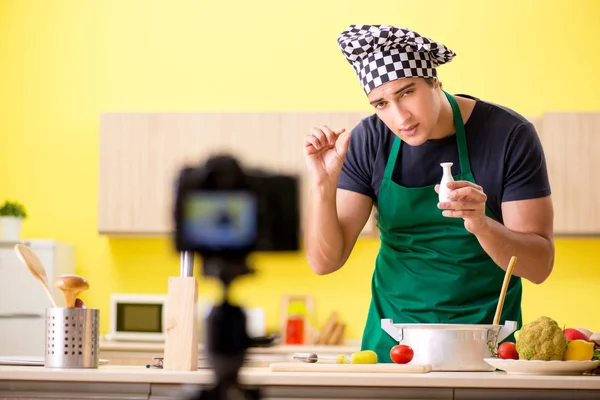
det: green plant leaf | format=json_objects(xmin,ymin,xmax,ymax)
[{"xmin": 0, "ymin": 201, "xmax": 28, "ymax": 218}]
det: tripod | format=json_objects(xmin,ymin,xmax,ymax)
[{"xmin": 187, "ymin": 256, "xmax": 261, "ymax": 400}]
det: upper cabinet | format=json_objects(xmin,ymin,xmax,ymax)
[
  {"xmin": 98, "ymin": 111, "xmax": 600, "ymax": 237},
  {"xmin": 538, "ymin": 113, "xmax": 600, "ymax": 235},
  {"xmin": 98, "ymin": 112, "xmax": 374, "ymax": 236}
]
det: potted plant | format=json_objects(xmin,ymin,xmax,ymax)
[{"xmin": 0, "ymin": 200, "xmax": 28, "ymax": 240}]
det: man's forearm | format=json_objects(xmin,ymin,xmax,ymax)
[
  {"xmin": 304, "ymin": 183, "xmax": 345, "ymax": 275},
  {"xmin": 474, "ymin": 217, "xmax": 554, "ymax": 284}
]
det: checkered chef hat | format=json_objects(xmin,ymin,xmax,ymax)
[{"xmin": 337, "ymin": 25, "xmax": 456, "ymax": 95}]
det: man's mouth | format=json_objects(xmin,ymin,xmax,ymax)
[{"xmin": 400, "ymin": 123, "xmax": 419, "ymax": 137}]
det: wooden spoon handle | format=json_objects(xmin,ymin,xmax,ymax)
[
  {"xmin": 493, "ymin": 256, "xmax": 517, "ymax": 325},
  {"xmin": 64, "ymin": 291, "xmax": 77, "ymax": 308},
  {"xmin": 42, "ymin": 283, "xmax": 58, "ymax": 308}
]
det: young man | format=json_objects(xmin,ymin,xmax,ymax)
[{"xmin": 303, "ymin": 25, "xmax": 554, "ymax": 362}]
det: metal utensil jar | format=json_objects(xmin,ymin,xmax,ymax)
[
  {"xmin": 381, "ymin": 318, "xmax": 517, "ymax": 371},
  {"xmin": 45, "ymin": 307, "xmax": 99, "ymax": 368}
]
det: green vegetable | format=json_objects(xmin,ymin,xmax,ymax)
[
  {"xmin": 593, "ymin": 348, "xmax": 600, "ymax": 361},
  {"xmin": 515, "ymin": 316, "xmax": 567, "ymax": 361}
]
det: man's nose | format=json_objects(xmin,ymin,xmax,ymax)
[{"xmin": 389, "ymin": 102, "xmax": 412, "ymax": 126}]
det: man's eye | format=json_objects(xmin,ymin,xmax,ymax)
[
  {"xmin": 402, "ymin": 90, "xmax": 414, "ymax": 97},
  {"xmin": 375, "ymin": 102, "xmax": 385, "ymax": 109}
]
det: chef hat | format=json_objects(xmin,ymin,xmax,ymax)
[{"xmin": 337, "ymin": 25, "xmax": 456, "ymax": 95}]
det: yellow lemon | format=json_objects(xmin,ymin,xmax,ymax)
[
  {"xmin": 564, "ymin": 339, "xmax": 595, "ymax": 361},
  {"xmin": 351, "ymin": 350, "xmax": 378, "ymax": 364}
]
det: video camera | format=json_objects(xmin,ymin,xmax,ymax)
[{"xmin": 173, "ymin": 154, "xmax": 300, "ymax": 400}]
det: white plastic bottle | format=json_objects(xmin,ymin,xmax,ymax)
[{"xmin": 438, "ymin": 162, "xmax": 454, "ymax": 203}]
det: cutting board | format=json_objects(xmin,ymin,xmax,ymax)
[{"xmin": 269, "ymin": 362, "xmax": 431, "ymax": 373}]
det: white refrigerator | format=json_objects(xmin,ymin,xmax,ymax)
[{"xmin": 0, "ymin": 239, "xmax": 74, "ymax": 357}]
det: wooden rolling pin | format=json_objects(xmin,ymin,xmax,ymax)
[
  {"xmin": 327, "ymin": 323, "xmax": 345, "ymax": 345},
  {"xmin": 317, "ymin": 312, "xmax": 338, "ymax": 344}
]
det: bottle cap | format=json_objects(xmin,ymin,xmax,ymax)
[{"xmin": 287, "ymin": 301, "xmax": 308, "ymax": 316}]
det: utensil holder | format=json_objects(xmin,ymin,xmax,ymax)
[{"xmin": 45, "ymin": 307, "xmax": 99, "ymax": 369}]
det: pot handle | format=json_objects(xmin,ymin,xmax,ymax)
[
  {"xmin": 380, "ymin": 319, "xmax": 403, "ymax": 342},
  {"xmin": 498, "ymin": 320, "xmax": 517, "ymax": 342}
]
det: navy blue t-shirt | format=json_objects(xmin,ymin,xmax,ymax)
[{"xmin": 338, "ymin": 94, "xmax": 551, "ymax": 224}]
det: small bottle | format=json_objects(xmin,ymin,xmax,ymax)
[
  {"xmin": 285, "ymin": 302, "xmax": 307, "ymax": 345},
  {"xmin": 438, "ymin": 162, "xmax": 454, "ymax": 203}
]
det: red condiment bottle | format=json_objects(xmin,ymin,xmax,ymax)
[{"xmin": 285, "ymin": 302, "xmax": 307, "ymax": 345}]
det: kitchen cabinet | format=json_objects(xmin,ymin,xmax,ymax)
[
  {"xmin": 98, "ymin": 112, "xmax": 377, "ymax": 237},
  {"xmin": 454, "ymin": 388, "xmax": 600, "ymax": 400},
  {"xmin": 0, "ymin": 380, "xmax": 150, "ymax": 400},
  {"xmin": 1, "ymin": 365, "xmax": 599, "ymax": 400},
  {"xmin": 538, "ymin": 112, "xmax": 600, "ymax": 235},
  {"xmin": 98, "ymin": 111, "xmax": 600, "ymax": 236},
  {"xmin": 152, "ymin": 384, "xmax": 453, "ymax": 399}
]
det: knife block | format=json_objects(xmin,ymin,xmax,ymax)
[{"xmin": 163, "ymin": 276, "xmax": 198, "ymax": 371}]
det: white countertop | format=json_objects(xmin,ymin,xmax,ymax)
[{"xmin": 0, "ymin": 365, "xmax": 599, "ymax": 390}]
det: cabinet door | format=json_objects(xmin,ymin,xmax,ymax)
[
  {"xmin": 99, "ymin": 113, "xmax": 233, "ymax": 234},
  {"xmin": 98, "ymin": 112, "xmax": 376, "ymax": 236},
  {"xmin": 0, "ymin": 381, "xmax": 150, "ymax": 399},
  {"xmin": 540, "ymin": 112, "xmax": 600, "ymax": 234}
]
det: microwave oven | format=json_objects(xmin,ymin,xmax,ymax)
[
  {"xmin": 106, "ymin": 294, "xmax": 168, "ymax": 342},
  {"xmin": 105, "ymin": 293, "xmax": 267, "ymax": 342}
]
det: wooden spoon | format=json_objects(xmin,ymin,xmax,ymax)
[
  {"xmin": 53, "ymin": 274, "xmax": 89, "ymax": 308},
  {"xmin": 493, "ymin": 256, "xmax": 517, "ymax": 325},
  {"xmin": 14, "ymin": 244, "xmax": 58, "ymax": 308}
]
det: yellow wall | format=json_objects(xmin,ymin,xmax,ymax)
[{"xmin": 1, "ymin": 0, "xmax": 599, "ymax": 340}]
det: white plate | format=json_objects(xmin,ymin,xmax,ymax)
[{"xmin": 484, "ymin": 358, "xmax": 599, "ymax": 375}]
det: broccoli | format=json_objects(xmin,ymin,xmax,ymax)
[{"xmin": 515, "ymin": 316, "xmax": 567, "ymax": 361}]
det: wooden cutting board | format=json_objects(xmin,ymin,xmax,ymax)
[{"xmin": 269, "ymin": 362, "xmax": 431, "ymax": 373}]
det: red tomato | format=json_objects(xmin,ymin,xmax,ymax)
[
  {"xmin": 498, "ymin": 342, "xmax": 519, "ymax": 360},
  {"xmin": 390, "ymin": 344, "xmax": 414, "ymax": 364}
]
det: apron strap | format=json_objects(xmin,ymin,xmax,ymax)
[
  {"xmin": 443, "ymin": 91, "xmax": 472, "ymax": 176},
  {"xmin": 384, "ymin": 136, "xmax": 401, "ymax": 180}
]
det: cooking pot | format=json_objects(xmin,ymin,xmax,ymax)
[{"xmin": 381, "ymin": 318, "xmax": 517, "ymax": 371}]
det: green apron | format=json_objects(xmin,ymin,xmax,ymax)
[{"xmin": 361, "ymin": 91, "xmax": 522, "ymax": 363}]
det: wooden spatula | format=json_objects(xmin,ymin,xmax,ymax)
[
  {"xmin": 14, "ymin": 244, "xmax": 58, "ymax": 308},
  {"xmin": 53, "ymin": 274, "xmax": 89, "ymax": 308},
  {"xmin": 493, "ymin": 256, "xmax": 517, "ymax": 325}
]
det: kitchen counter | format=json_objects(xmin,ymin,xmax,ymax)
[
  {"xmin": 99, "ymin": 339, "xmax": 362, "ymax": 366},
  {"xmin": 0, "ymin": 364, "xmax": 599, "ymax": 400}
]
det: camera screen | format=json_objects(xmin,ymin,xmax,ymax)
[{"xmin": 182, "ymin": 191, "xmax": 257, "ymax": 250}]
